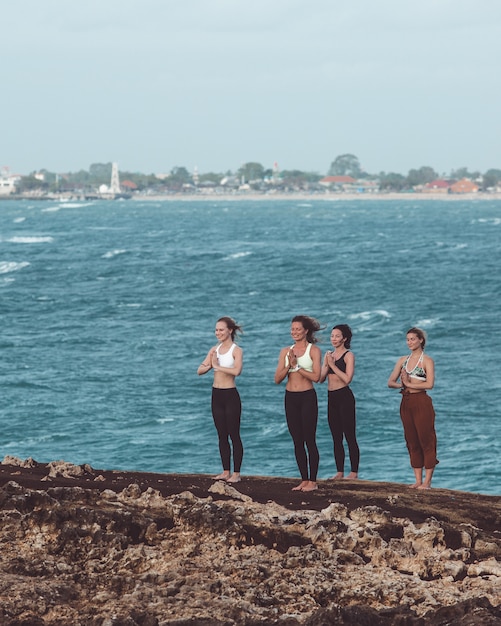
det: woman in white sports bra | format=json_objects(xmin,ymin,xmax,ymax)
[
  {"xmin": 388, "ymin": 327, "xmax": 438, "ymax": 489},
  {"xmin": 275, "ymin": 315, "xmax": 322, "ymax": 492},
  {"xmin": 198, "ymin": 317, "xmax": 244, "ymax": 483}
]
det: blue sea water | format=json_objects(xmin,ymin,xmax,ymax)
[{"xmin": 0, "ymin": 197, "xmax": 500, "ymax": 495}]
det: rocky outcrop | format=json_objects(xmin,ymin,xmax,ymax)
[{"xmin": 0, "ymin": 459, "xmax": 500, "ymax": 625}]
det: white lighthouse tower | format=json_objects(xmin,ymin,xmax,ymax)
[
  {"xmin": 99, "ymin": 162, "xmax": 127, "ymax": 199},
  {"xmin": 110, "ymin": 162, "xmax": 121, "ymax": 195}
]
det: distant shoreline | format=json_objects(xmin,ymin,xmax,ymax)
[
  {"xmin": 2, "ymin": 191, "xmax": 501, "ymax": 202},
  {"xmin": 130, "ymin": 192, "xmax": 501, "ymax": 202}
]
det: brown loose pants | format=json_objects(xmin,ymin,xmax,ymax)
[{"xmin": 400, "ymin": 391, "xmax": 438, "ymax": 469}]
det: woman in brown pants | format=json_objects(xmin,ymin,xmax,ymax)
[{"xmin": 388, "ymin": 327, "xmax": 438, "ymax": 489}]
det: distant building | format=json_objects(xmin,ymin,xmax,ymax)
[
  {"xmin": 0, "ymin": 171, "xmax": 21, "ymax": 195},
  {"xmin": 449, "ymin": 178, "xmax": 479, "ymax": 194},
  {"xmin": 318, "ymin": 175, "xmax": 378, "ymax": 193},
  {"xmin": 422, "ymin": 179, "xmax": 451, "ymax": 194},
  {"xmin": 319, "ymin": 175, "xmax": 357, "ymax": 186},
  {"xmin": 319, "ymin": 175, "xmax": 359, "ymax": 193},
  {"xmin": 121, "ymin": 180, "xmax": 138, "ymax": 191}
]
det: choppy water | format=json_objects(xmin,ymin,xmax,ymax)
[{"xmin": 0, "ymin": 197, "xmax": 499, "ymax": 495}]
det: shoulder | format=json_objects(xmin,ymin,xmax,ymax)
[
  {"xmin": 310, "ymin": 344, "xmax": 321, "ymax": 356},
  {"xmin": 233, "ymin": 344, "xmax": 243, "ymax": 355},
  {"xmin": 423, "ymin": 354, "xmax": 434, "ymax": 365}
]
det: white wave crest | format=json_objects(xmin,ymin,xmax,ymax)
[
  {"xmin": 42, "ymin": 202, "xmax": 95, "ymax": 213},
  {"xmin": 349, "ymin": 309, "xmax": 391, "ymax": 321},
  {"xmin": 348, "ymin": 310, "xmax": 391, "ymax": 330},
  {"xmin": 415, "ymin": 318, "xmax": 440, "ymax": 328},
  {"xmin": 222, "ymin": 251, "xmax": 252, "ymax": 261},
  {"xmin": 0, "ymin": 261, "xmax": 30, "ymax": 274},
  {"xmin": 102, "ymin": 249, "xmax": 127, "ymax": 258},
  {"xmin": 59, "ymin": 202, "xmax": 94, "ymax": 208},
  {"xmin": 477, "ymin": 217, "xmax": 501, "ymax": 225},
  {"xmin": 7, "ymin": 236, "xmax": 54, "ymax": 244}
]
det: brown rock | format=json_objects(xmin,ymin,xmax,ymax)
[{"xmin": 0, "ymin": 458, "xmax": 499, "ymax": 625}]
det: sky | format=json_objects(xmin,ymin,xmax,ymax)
[{"xmin": 2, "ymin": 0, "xmax": 501, "ymax": 178}]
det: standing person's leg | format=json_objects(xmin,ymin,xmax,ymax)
[
  {"xmin": 340, "ymin": 387, "xmax": 359, "ymax": 478},
  {"xmin": 285, "ymin": 391, "xmax": 309, "ymax": 489},
  {"xmin": 400, "ymin": 393, "xmax": 424, "ymax": 487},
  {"xmin": 301, "ymin": 388, "xmax": 319, "ymax": 491},
  {"xmin": 328, "ymin": 389, "xmax": 345, "ymax": 478},
  {"xmin": 211, "ymin": 388, "xmax": 231, "ymax": 480},
  {"xmin": 225, "ymin": 388, "xmax": 243, "ymax": 482},
  {"xmin": 413, "ymin": 393, "xmax": 438, "ymax": 489}
]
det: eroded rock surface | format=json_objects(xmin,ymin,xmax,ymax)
[{"xmin": 0, "ymin": 459, "xmax": 500, "ymax": 625}]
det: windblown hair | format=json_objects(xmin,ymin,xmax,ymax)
[
  {"xmin": 218, "ymin": 316, "xmax": 243, "ymax": 341},
  {"xmin": 292, "ymin": 315, "xmax": 323, "ymax": 344}
]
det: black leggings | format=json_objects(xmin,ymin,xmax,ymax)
[
  {"xmin": 211, "ymin": 387, "xmax": 243, "ymax": 473},
  {"xmin": 328, "ymin": 386, "xmax": 359, "ymax": 473},
  {"xmin": 285, "ymin": 389, "xmax": 319, "ymax": 481}
]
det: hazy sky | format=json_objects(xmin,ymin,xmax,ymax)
[{"xmin": 3, "ymin": 0, "xmax": 500, "ymax": 177}]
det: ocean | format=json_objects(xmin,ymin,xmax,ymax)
[{"xmin": 0, "ymin": 197, "xmax": 499, "ymax": 495}]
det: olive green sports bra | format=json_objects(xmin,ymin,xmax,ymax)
[{"xmin": 286, "ymin": 343, "xmax": 313, "ymax": 373}]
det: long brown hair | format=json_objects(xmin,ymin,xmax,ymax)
[
  {"xmin": 218, "ymin": 316, "xmax": 243, "ymax": 341},
  {"xmin": 292, "ymin": 315, "xmax": 322, "ymax": 344},
  {"xmin": 332, "ymin": 324, "xmax": 353, "ymax": 349}
]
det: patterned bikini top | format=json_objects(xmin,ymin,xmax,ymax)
[{"xmin": 403, "ymin": 352, "xmax": 426, "ymax": 381}]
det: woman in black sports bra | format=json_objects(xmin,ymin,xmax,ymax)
[{"xmin": 320, "ymin": 324, "xmax": 360, "ymax": 480}]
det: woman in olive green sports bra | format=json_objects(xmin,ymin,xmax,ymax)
[{"xmin": 275, "ymin": 315, "xmax": 322, "ymax": 492}]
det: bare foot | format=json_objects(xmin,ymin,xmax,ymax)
[
  {"xmin": 344, "ymin": 472, "xmax": 358, "ymax": 480},
  {"xmin": 213, "ymin": 472, "xmax": 230, "ymax": 481},
  {"xmin": 292, "ymin": 481, "xmax": 309, "ymax": 491},
  {"xmin": 301, "ymin": 481, "xmax": 318, "ymax": 492},
  {"xmin": 417, "ymin": 483, "xmax": 431, "ymax": 490},
  {"xmin": 227, "ymin": 474, "xmax": 241, "ymax": 483},
  {"xmin": 409, "ymin": 482, "xmax": 422, "ymax": 489},
  {"xmin": 330, "ymin": 472, "xmax": 344, "ymax": 480}
]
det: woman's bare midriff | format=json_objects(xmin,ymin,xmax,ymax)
[
  {"xmin": 285, "ymin": 371, "xmax": 314, "ymax": 392},
  {"xmin": 213, "ymin": 371, "xmax": 237, "ymax": 390},
  {"xmin": 327, "ymin": 372, "xmax": 347, "ymax": 392}
]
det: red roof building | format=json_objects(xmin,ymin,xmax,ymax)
[
  {"xmin": 423, "ymin": 179, "xmax": 451, "ymax": 193},
  {"xmin": 449, "ymin": 179, "xmax": 479, "ymax": 194},
  {"xmin": 121, "ymin": 180, "xmax": 138, "ymax": 190},
  {"xmin": 319, "ymin": 176, "xmax": 357, "ymax": 185}
]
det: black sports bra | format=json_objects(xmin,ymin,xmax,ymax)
[{"xmin": 328, "ymin": 350, "xmax": 349, "ymax": 374}]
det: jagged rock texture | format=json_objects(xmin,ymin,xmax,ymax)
[{"xmin": 0, "ymin": 467, "xmax": 500, "ymax": 625}]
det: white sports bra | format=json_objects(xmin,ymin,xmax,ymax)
[{"xmin": 216, "ymin": 343, "xmax": 236, "ymax": 368}]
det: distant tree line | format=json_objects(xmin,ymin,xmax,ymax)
[{"xmin": 14, "ymin": 155, "xmax": 501, "ymax": 194}]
